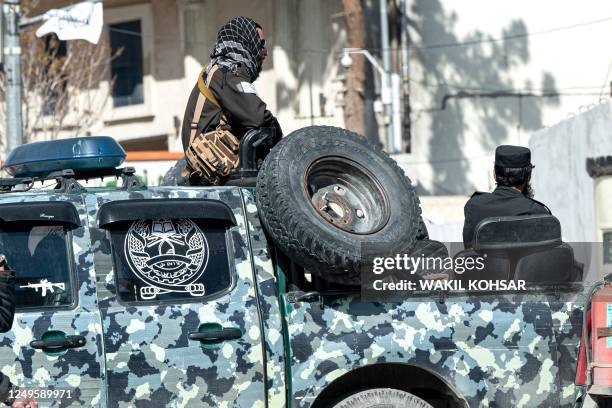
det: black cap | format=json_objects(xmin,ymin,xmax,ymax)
[{"xmin": 495, "ymin": 145, "xmax": 533, "ymax": 168}]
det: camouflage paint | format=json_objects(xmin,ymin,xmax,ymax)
[
  {"xmin": 242, "ymin": 190, "xmax": 287, "ymax": 407},
  {"xmin": 286, "ymin": 291, "xmax": 586, "ymax": 407},
  {"xmin": 0, "ymin": 192, "xmax": 105, "ymax": 407},
  {"xmin": 0, "ymin": 184, "xmax": 589, "ymax": 408},
  {"xmin": 85, "ymin": 187, "xmax": 267, "ymax": 407}
]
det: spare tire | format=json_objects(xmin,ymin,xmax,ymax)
[{"xmin": 256, "ymin": 126, "xmax": 422, "ymax": 285}]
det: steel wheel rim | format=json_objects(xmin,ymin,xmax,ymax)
[{"xmin": 304, "ymin": 156, "xmax": 390, "ymax": 235}]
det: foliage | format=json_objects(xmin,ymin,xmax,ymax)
[{"xmin": 0, "ymin": 0, "xmax": 120, "ymax": 154}]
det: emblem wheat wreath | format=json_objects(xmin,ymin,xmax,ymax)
[{"xmin": 124, "ymin": 219, "xmax": 209, "ymax": 300}]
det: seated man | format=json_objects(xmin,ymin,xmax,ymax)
[
  {"xmin": 462, "ymin": 145, "xmax": 551, "ymax": 248},
  {"xmin": 181, "ymin": 16, "xmax": 282, "ymax": 185}
]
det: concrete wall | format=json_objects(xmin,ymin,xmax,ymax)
[
  {"xmin": 395, "ymin": 0, "xmax": 612, "ymax": 197},
  {"xmin": 21, "ymin": 0, "xmax": 612, "ymax": 203},
  {"xmin": 529, "ymin": 102, "xmax": 612, "ymax": 242},
  {"xmin": 419, "ymin": 195, "xmax": 467, "ymax": 243},
  {"xmin": 92, "ymin": 2, "xmax": 185, "ymax": 150}
]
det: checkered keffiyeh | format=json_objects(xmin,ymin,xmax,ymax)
[{"xmin": 209, "ymin": 16, "xmax": 263, "ymax": 82}]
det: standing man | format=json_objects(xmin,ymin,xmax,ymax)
[
  {"xmin": 462, "ymin": 145, "xmax": 551, "ymax": 248},
  {"xmin": 180, "ymin": 16, "xmax": 282, "ymax": 184}
]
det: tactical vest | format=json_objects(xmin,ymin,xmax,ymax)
[{"xmin": 184, "ymin": 65, "xmax": 240, "ymax": 185}]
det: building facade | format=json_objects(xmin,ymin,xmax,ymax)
[
  {"xmin": 28, "ymin": 0, "xmax": 348, "ymax": 155},
  {"xmin": 19, "ymin": 0, "xmax": 612, "ymax": 203}
]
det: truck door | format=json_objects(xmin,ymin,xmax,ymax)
[
  {"xmin": 0, "ymin": 198, "xmax": 105, "ymax": 406},
  {"xmin": 88, "ymin": 191, "xmax": 265, "ymax": 407}
]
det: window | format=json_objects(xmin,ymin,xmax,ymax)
[
  {"xmin": 43, "ymin": 34, "xmax": 68, "ymax": 116},
  {"xmin": 109, "ymin": 20, "xmax": 144, "ymax": 107},
  {"xmin": 108, "ymin": 219, "xmax": 233, "ymax": 303},
  {"xmin": 604, "ymin": 231, "xmax": 612, "ymax": 264},
  {"xmin": 180, "ymin": 1, "xmax": 216, "ymax": 87},
  {"xmin": 0, "ymin": 223, "xmax": 74, "ymax": 309}
]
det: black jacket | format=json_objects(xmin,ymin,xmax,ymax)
[
  {"xmin": 0, "ymin": 274, "xmax": 15, "ymax": 404},
  {"xmin": 181, "ymin": 65, "xmax": 282, "ymax": 151},
  {"xmin": 462, "ymin": 186, "xmax": 551, "ymax": 248}
]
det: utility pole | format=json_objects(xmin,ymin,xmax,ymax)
[
  {"xmin": 378, "ymin": 0, "xmax": 394, "ymax": 153},
  {"xmin": 2, "ymin": 1, "xmax": 101, "ymax": 153},
  {"xmin": 399, "ymin": 0, "xmax": 411, "ymax": 152},
  {"xmin": 3, "ymin": 0, "xmax": 23, "ymax": 152}
]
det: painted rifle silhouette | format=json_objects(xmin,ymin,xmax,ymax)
[{"xmin": 20, "ymin": 279, "xmax": 65, "ymax": 297}]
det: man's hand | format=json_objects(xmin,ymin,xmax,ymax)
[
  {"xmin": 5, "ymin": 387, "xmax": 38, "ymax": 408},
  {"xmin": 11, "ymin": 396, "xmax": 38, "ymax": 408},
  {"xmin": 0, "ymin": 255, "xmax": 14, "ymax": 278}
]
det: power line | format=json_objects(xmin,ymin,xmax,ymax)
[
  {"xmin": 438, "ymin": 90, "xmax": 601, "ymax": 110},
  {"xmin": 411, "ymin": 15, "xmax": 612, "ymax": 51},
  {"xmin": 104, "ymin": 13, "xmax": 612, "ymax": 53},
  {"xmin": 14, "ymin": 25, "xmax": 589, "ymax": 100},
  {"xmin": 408, "ymin": 77, "xmax": 604, "ymax": 93},
  {"xmin": 112, "ymin": 25, "xmax": 603, "ymax": 95},
  {"xmin": 104, "ymin": 26, "xmax": 611, "ymax": 95}
]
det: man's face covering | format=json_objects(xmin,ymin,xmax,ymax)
[{"xmin": 210, "ymin": 17, "xmax": 266, "ymax": 82}]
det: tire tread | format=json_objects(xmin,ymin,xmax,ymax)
[{"xmin": 256, "ymin": 126, "xmax": 421, "ymax": 285}]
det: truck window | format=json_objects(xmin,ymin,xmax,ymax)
[
  {"xmin": 107, "ymin": 219, "xmax": 233, "ymax": 303},
  {"xmin": 0, "ymin": 223, "xmax": 74, "ymax": 309}
]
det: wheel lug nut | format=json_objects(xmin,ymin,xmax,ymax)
[{"xmin": 356, "ymin": 209, "xmax": 364, "ymax": 218}]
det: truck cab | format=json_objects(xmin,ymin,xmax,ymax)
[{"xmin": 0, "ymin": 135, "xmax": 590, "ymax": 407}]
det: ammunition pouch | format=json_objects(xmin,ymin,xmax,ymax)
[
  {"xmin": 184, "ymin": 64, "xmax": 241, "ymax": 185},
  {"xmin": 185, "ymin": 129, "xmax": 240, "ymax": 185}
]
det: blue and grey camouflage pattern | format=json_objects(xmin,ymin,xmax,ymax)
[
  {"xmin": 0, "ymin": 184, "xmax": 588, "ymax": 408},
  {"xmin": 86, "ymin": 187, "xmax": 267, "ymax": 407},
  {"xmin": 287, "ymin": 291, "xmax": 586, "ymax": 407},
  {"xmin": 0, "ymin": 192, "xmax": 104, "ymax": 407}
]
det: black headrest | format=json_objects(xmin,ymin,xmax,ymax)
[
  {"xmin": 515, "ymin": 243, "xmax": 580, "ymax": 283},
  {"xmin": 474, "ymin": 214, "xmax": 561, "ymax": 251}
]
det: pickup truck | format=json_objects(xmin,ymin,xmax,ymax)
[{"xmin": 0, "ymin": 128, "xmax": 589, "ymax": 407}]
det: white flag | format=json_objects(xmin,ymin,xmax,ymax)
[{"xmin": 35, "ymin": 1, "xmax": 103, "ymax": 45}]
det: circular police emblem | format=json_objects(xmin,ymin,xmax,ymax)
[{"xmin": 124, "ymin": 219, "xmax": 208, "ymax": 299}]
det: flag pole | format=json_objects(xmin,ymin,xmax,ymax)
[
  {"xmin": 18, "ymin": 14, "xmax": 46, "ymax": 29},
  {"xmin": 2, "ymin": 0, "xmax": 104, "ymax": 152}
]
